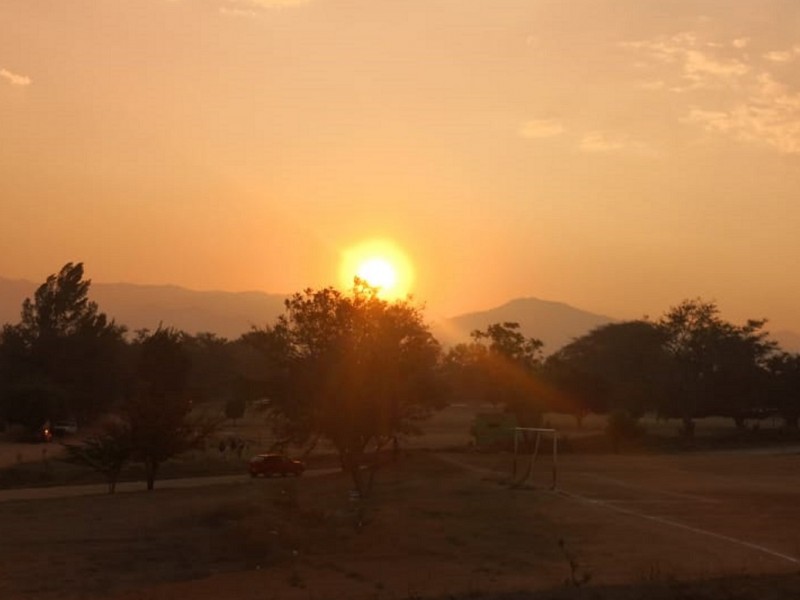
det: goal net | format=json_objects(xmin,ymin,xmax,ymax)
[{"xmin": 510, "ymin": 427, "xmax": 558, "ymax": 490}]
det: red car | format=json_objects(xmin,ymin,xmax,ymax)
[{"xmin": 248, "ymin": 454, "xmax": 305, "ymax": 478}]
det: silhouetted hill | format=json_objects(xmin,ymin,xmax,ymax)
[
  {"xmin": 5, "ymin": 277, "xmax": 800, "ymax": 354},
  {"xmin": 434, "ymin": 297, "xmax": 616, "ymax": 354},
  {"xmin": 0, "ymin": 277, "xmax": 287, "ymax": 339}
]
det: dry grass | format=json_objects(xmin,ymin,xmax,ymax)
[{"xmin": 2, "ymin": 406, "xmax": 800, "ymax": 599}]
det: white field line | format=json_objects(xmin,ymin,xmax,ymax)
[
  {"xmin": 557, "ymin": 488, "xmax": 800, "ymax": 566},
  {"xmin": 433, "ymin": 453, "xmax": 800, "ymax": 567},
  {"xmin": 574, "ymin": 472, "xmax": 720, "ymax": 504}
]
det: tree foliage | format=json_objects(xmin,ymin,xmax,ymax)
[
  {"xmin": 0, "ymin": 263, "xmax": 127, "ymax": 423},
  {"xmin": 127, "ymin": 327, "xmax": 217, "ymax": 490},
  {"xmin": 257, "ymin": 281, "xmax": 443, "ymax": 494},
  {"xmin": 445, "ymin": 322, "xmax": 545, "ymax": 426},
  {"xmin": 64, "ymin": 419, "xmax": 132, "ymax": 493},
  {"xmin": 545, "ymin": 321, "xmax": 668, "ymax": 425},
  {"xmin": 657, "ymin": 299, "xmax": 775, "ymax": 433}
]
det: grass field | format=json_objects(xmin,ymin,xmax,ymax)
[{"xmin": 1, "ymin": 405, "xmax": 799, "ymax": 599}]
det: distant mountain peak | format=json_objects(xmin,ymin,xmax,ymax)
[{"xmin": 436, "ymin": 296, "xmax": 616, "ymax": 354}]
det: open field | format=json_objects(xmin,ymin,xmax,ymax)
[
  {"xmin": 2, "ymin": 405, "xmax": 800, "ymax": 598},
  {"xmin": 1, "ymin": 442, "xmax": 799, "ymax": 599}
]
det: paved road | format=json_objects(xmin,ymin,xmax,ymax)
[{"xmin": 0, "ymin": 467, "xmax": 341, "ymax": 503}]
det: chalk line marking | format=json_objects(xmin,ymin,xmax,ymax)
[
  {"xmin": 433, "ymin": 452, "xmax": 800, "ymax": 567},
  {"xmin": 557, "ymin": 488, "xmax": 800, "ymax": 566},
  {"xmin": 574, "ymin": 472, "xmax": 720, "ymax": 504}
]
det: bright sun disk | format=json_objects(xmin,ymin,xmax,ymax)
[
  {"xmin": 357, "ymin": 258, "xmax": 398, "ymax": 291},
  {"xmin": 339, "ymin": 239, "xmax": 414, "ymax": 300}
]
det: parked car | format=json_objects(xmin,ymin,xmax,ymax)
[{"xmin": 248, "ymin": 453, "xmax": 305, "ymax": 478}]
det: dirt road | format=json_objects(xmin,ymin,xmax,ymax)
[{"xmin": 0, "ymin": 467, "xmax": 340, "ymax": 503}]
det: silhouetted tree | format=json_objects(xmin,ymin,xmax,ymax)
[
  {"xmin": 64, "ymin": 419, "xmax": 132, "ymax": 493},
  {"xmin": 0, "ymin": 263, "xmax": 126, "ymax": 424},
  {"xmin": 657, "ymin": 299, "xmax": 774, "ymax": 435},
  {"xmin": 766, "ymin": 352, "xmax": 800, "ymax": 429},
  {"xmin": 183, "ymin": 332, "xmax": 236, "ymax": 403},
  {"xmin": 261, "ymin": 281, "xmax": 444, "ymax": 495},
  {"xmin": 127, "ymin": 327, "xmax": 217, "ymax": 490},
  {"xmin": 545, "ymin": 321, "xmax": 668, "ymax": 426},
  {"xmin": 446, "ymin": 322, "xmax": 546, "ymax": 426}
]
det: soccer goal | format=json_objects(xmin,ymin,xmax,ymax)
[{"xmin": 511, "ymin": 427, "xmax": 558, "ymax": 490}]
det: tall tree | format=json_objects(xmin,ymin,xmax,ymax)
[
  {"xmin": 446, "ymin": 322, "xmax": 546, "ymax": 426},
  {"xmin": 657, "ymin": 299, "xmax": 774, "ymax": 435},
  {"xmin": 261, "ymin": 281, "xmax": 443, "ymax": 495},
  {"xmin": 766, "ymin": 352, "xmax": 800, "ymax": 429},
  {"xmin": 127, "ymin": 327, "xmax": 216, "ymax": 490},
  {"xmin": 545, "ymin": 321, "xmax": 668, "ymax": 426},
  {"xmin": 0, "ymin": 263, "xmax": 126, "ymax": 423}
]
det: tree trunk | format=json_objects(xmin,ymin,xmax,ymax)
[
  {"xmin": 575, "ymin": 413, "xmax": 585, "ymax": 430},
  {"xmin": 146, "ymin": 460, "xmax": 158, "ymax": 491},
  {"xmin": 681, "ymin": 416, "xmax": 695, "ymax": 438}
]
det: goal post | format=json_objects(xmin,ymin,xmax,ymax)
[{"xmin": 511, "ymin": 427, "xmax": 558, "ymax": 490}]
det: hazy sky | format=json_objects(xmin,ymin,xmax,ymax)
[{"xmin": 2, "ymin": 0, "xmax": 800, "ymax": 328}]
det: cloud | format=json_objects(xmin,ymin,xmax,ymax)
[
  {"xmin": 219, "ymin": 6, "xmax": 258, "ymax": 17},
  {"xmin": 686, "ymin": 73, "xmax": 800, "ymax": 154},
  {"xmin": 228, "ymin": 0, "xmax": 310, "ymax": 7},
  {"xmin": 518, "ymin": 119, "xmax": 564, "ymax": 139},
  {"xmin": 625, "ymin": 32, "xmax": 800, "ymax": 154},
  {"xmin": 0, "ymin": 68, "xmax": 31, "ymax": 87},
  {"xmin": 623, "ymin": 33, "xmax": 749, "ymax": 93},
  {"xmin": 579, "ymin": 132, "xmax": 626, "ymax": 152},
  {"xmin": 763, "ymin": 46, "xmax": 800, "ymax": 63},
  {"xmin": 683, "ymin": 50, "xmax": 749, "ymax": 86},
  {"xmin": 763, "ymin": 50, "xmax": 794, "ymax": 63},
  {"xmin": 217, "ymin": 0, "xmax": 310, "ymax": 15}
]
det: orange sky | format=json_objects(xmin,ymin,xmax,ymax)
[{"xmin": 2, "ymin": 0, "xmax": 800, "ymax": 329}]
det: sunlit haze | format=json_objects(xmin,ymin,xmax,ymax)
[{"xmin": 2, "ymin": 1, "xmax": 800, "ymax": 329}]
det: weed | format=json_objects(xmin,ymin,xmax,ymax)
[
  {"xmin": 558, "ymin": 537, "xmax": 592, "ymax": 588},
  {"xmin": 640, "ymin": 561, "xmax": 677, "ymax": 585}
]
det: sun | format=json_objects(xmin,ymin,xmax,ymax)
[
  {"xmin": 356, "ymin": 257, "xmax": 397, "ymax": 290},
  {"xmin": 340, "ymin": 239, "xmax": 414, "ymax": 299}
]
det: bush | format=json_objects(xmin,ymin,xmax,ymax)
[{"xmin": 605, "ymin": 410, "xmax": 645, "ymax": 452}]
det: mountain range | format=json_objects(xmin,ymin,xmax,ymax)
[{"xmin": 1, "ymin": 277, "xmax": 798, "ymax": 354}]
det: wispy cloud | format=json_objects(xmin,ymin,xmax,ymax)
[
  {"xmin": 686, "ymin": 73, "xmax": 800, "ymax": 154},
  {"xmin": 763, "ymin": 46, "xmax": 800, "ymax": 63},
  {"xmin": 0, "ymin": 68, "xmax": 31, "ymax": 87},
  {"xmin": 579, "ymin": 132, "xmax": 626, "ymax": 152},
  {"xmin": 219, "ymin": 6, "xmax": 258, "ymax": 17},
  {"xmin": 764, "ymin": 50, "xmax": 793, "ymax": 63},
  {"xmin": 625, "ymin": 32, "xmax": 800, "ymax": 154},
  {"xmin": 578, "ymin": 132, "xmax": 653, "ymax": 156},
  {"xmin": 623, "ymin": 33, "xmax": 749, "ymax": 93},
  {"xmin": 518, "ymin": 119, "xmax": 564, "ymax": 139},
  {"xmin": 226, "ymin": 0, "xmax": 310, "ymax": 7}
]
